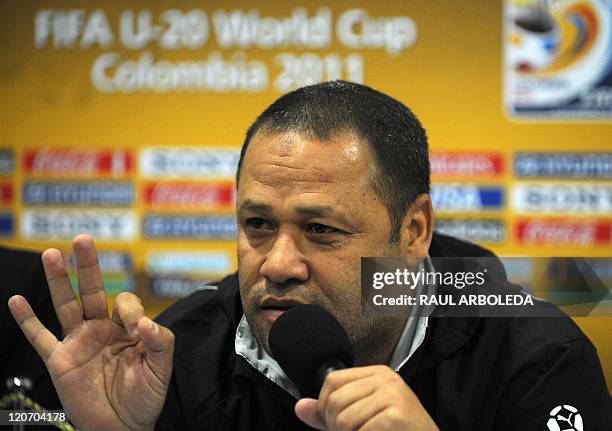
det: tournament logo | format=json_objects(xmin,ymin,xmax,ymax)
[
  {"xmin": 513, "ymin": 183, "xmax": 612, "ymax": 213},
  {"xmin": 23, "ymin": 148, "xmax": 133, "ymax": 176},
  {"xmin": 515, "ymin": 218, "xmax": 611, "ymax": 246},
  {"xmin": 515, "ymin": 152, "xmax": 612, "ymax": 178},
  {"xmin": 504, "ymin": 0, "xmax": 612, "ymax": 117},
  {"xmin": 430, "ymin": 152, "xmax": 504, "ymax": 178},
  {"xmin": 430, "ymin": 184, "xmax": 504, "ymax": 212}
]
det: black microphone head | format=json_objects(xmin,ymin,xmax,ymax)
[{"xmin": 269, "ymin": 304, "xmax": 354, "ymax": 398}]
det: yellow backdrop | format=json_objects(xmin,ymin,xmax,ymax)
[{"xmin": 1, "ymin": 0, "xmax": 610, "ymax": 390}]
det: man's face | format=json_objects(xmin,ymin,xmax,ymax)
[{"xmin": 236, "ymin": 130, "xmax": 405, "ymax": 364}]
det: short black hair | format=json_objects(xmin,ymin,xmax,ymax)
[{"xmin": 236, "ymin": 80, "xmax": 430, "ymax": 243}]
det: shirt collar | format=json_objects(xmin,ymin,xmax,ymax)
[{"xmin": 235, "ymin": 257, "xmax": 436, "ymax": 399}]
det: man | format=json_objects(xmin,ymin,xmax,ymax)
[{"xmin": 8, "ymin": 81, "xmax": 611, "ymax": 430}]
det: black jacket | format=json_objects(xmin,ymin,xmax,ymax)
[
  {"xmin": 1, "ymin": 247, "xmax": 63, "ymax": 430},
  {"xmin": 155, "ymin": 234, "xmax": 611, "ymax": 430}
]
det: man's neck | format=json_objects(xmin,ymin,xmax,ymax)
[{"xmin": 354, "ymin": 315, "xmax": 409, "ymax": 366}]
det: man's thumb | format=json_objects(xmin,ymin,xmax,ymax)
[
  {"xmin": 295, "ymin": 398, "xmax": 326, "ymax": 430},
  {"xmin": 139, "ymin": 317, "xmax": 174, "ymax": 382}
]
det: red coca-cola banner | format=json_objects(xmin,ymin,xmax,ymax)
[
  {"xmin": 23, "ymin": 148, "xmax": 133, "ymax": 176},
  {"xmin": 515, "ymin": 218, "xmax": 611, "ymax": 246},
  {"xmin": 143, "ymin": 181, "xmax": 235, "ymax": 209},
  {"xmin": 0, "ymin": 183, "xmax": 13, "ymax": 205},
  {"xmin": 430, "ymin": 152, "xmax": 504, "ymax": 177}
]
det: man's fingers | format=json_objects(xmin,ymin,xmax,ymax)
[
  {"xmin": 321, "ymin": 375, "xmax": 378, "ymax": 427},
  {"xmin": 139, "ymin": 317, "xmax": 175, "ymax": 385},
  {"xmin": 358, "ymin": 408, "xmax": 405, "ymax": 431},
  {"xmin": 318, "ymin": 365, "xmax": 389, "ymax": 416},
  {"xmin": 42, "ymin": 248, "xmax": 83, "ymax": 333},
  {"xmin": 111, "ymin": 292, "xmax": 144, "ymax": 337},
  {"xmin": 295, "ymin": 398, "xmax": 326, "ymax": 430},
  {"xmin": 329, "ymin": 391, "xmax": 387, "ymax": 431},
  {"xmin": 8, "ymin": 295, "xmax": 59, "ymax": 362},
  {"xmin": 73, "ymin": 234, "xmax": 108, "ymax": 320}
]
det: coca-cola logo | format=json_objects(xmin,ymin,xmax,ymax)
[
  {"xmin": 144, "ymin": 182, "xmax": 235, "ymax": 208},
  {"xmin": 516, "ymin": 219, "xmax": 610, "ymax": 246},
  {"xmin": 430, "ymin": 152, "xmax": 503, "ymax": 177},
  {"xmin": 0, "ymin": 183, "xmax": 13, "ymax": 205},
  {"xmin": 24, "ymin": 148, "xmax": 133, "ymax": 176}
]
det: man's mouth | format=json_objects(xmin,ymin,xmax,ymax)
[{"xmin": 257, "ymin": 298, "xmax": 304, "ymax": 322}]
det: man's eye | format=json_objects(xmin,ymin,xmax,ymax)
[
  {"xmin": 245, "ymin": 218, "xmax": 271, "ymax": 230},
  {"xmin": 306, "ymin": 223, "xmax": 339, "ymax": 235}
]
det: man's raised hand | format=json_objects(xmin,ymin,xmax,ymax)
[{"xmin": 8, "ymin": 234, "xmax": 174, "ymax": 431}]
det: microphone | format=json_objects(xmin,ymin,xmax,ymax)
[{"xmin": 269, "ymin": 304, "xmax": 354, "ymax": 398}]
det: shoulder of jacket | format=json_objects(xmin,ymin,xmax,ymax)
[{"xmin": 155, "ymin": 272, "xmax": 241, "ymax": 332}]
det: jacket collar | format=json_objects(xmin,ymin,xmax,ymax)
[{"xmin": 397, "ymin": 233, "xmax": 487, "ymax": 378}]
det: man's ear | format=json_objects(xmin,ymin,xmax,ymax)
[{"xmin": 399, "ymin": 193, "xmax": 434, "ymax": 258}]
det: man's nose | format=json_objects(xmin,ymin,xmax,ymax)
[{"xmin": 260, "ymin": 232, "xmax": 309, "ymax": 285}]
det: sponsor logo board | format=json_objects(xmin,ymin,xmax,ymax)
[
  {"xmin": 146, "ymin": 251, "xmax": 232, "ymax": 275},
  {"xmin": 513, "ymin": 183, "xmax": 612, "ymax": 214},
  {"xmin": 66, "ymin": 273, "xmax": 135, "ymax": 295},
  {"xmin": 499, "ymin": 257, "xmax": 534, "ymax": 292},
  {"xmin": 581, "ymin": 259, "xmax": 612, "ymax": 280},
  {"xmin": 143, "ymin": 181, "xmax": 235, "ymax": 209},
  {"xmin": 140, "ymin": 148, "xmax": 239, "ymax": 178},
  {"xmin": 515, "ymin": 152, "xmax": 612, "ymax": 178},
  {"xmin": 0, "ymin": 214, "xmax": 13, "ymax": 235},
  {"xmin": 149, "ymin": 276, "xmax": 216, "ymax": 299},
  {"xmin": 435, "ymin": 219, "xmax": 506, "ymax": 243},
  {"xmin": 65, "ymin": 251, "xmax": 135, "ymax": 294},
  {"xmin": 0, "ymin": 183, "xmax": 13, "ymax": 205},
  {"xmin": 143, "ymin": 215, "xmax": 236, "ymax": 239},
  {"xmin": 431, "ymin": 184, "xmax": 504, "ymax": 212},
  {"xmin": 515, "ymin": 218, "xmax": 611, "ymax": 246},
  {"xmin": 23, "ymin": 181, "xmax": 134, "ymax": 206},
  {"xmin": 499, "ymin": 257, "xmax": 534, "ymax": 280},
  {"xmin": 0, "ymin": 150, "xmax": 15, "ymax": 175},
  {"xmin": 23, "ymin": 148, "xmax": 133, "ymax": 176},
  {"xmin": 68, "ymin": 251, "xmax": 133, "ymax": 273},
  {"xmin": 430, "ymin": 152, "xmax": 504, "ymax": 177},
  {"xmin": 22, "ymin": 209, "xmax": 137, "ymax": 240}
]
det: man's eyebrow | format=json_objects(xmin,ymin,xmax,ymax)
[
  {"xmin": 295, "ymin": 205, "xmax": 335, "ymax": 218},
  {"xmin": 296, "ymin": 205, "xmax": 355, "ymax": 227},
  {"xmin": 238, "ymin": 200, "xmax": 273, "ymax": 215},
  {"xmin": 238, "ymin": 201, "xmax": 355, "ymax": 227}
]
